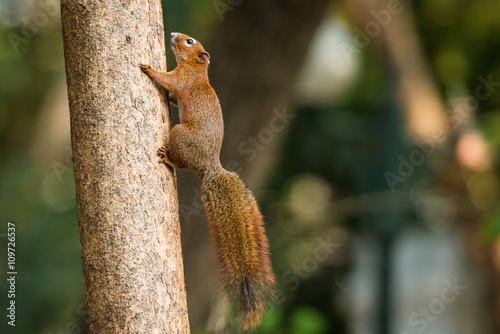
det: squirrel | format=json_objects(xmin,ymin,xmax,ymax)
[{"xmin": 140, "ymin": 32, "xmax": 275, "ymax": 331}]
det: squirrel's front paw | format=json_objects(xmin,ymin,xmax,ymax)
[{"xmin": 140, "ymin": 63, "xmax": 152, "ymax": 74}]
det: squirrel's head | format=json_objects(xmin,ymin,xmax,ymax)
[{"xmin": 170, "ymin": 32, "xmax": 210, "ymax": 66}]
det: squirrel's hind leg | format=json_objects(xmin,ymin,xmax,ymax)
[
  {"xmin": 157, "ymin": 123, "xmax": 199, "ymax": 171},
  {"xmin": 157, "ymin": 147, "xmax": 176, "ymax": 168}
]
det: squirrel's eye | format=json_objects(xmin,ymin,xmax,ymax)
[{"xmin": 184, "ymin": 38, "xmax": 196, "ymax": 47}]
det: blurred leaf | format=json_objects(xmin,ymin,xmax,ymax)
[
  {"xmin": 481, "ymin": 206, "xmax": 500, "ymax": 239},
  {"xmin": 290, "ymin": 306, "xmax": 329, "ymax": 334},
  {"xmin": 259, "ymin": 306, "xmax": 286, "ymax": 333},
  {"xmin": 478, "ymin": 111, "xmax": 500, "ymax": 147}
]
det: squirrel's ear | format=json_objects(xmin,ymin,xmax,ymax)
[{"xmin": 196, "ymin": 51, "xmax": 210, "ymax": 64}]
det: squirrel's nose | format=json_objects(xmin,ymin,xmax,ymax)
[{"xmin": 171, "ymin": 32, "xmax": 179, "ymax": 38}]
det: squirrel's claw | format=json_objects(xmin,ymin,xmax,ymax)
[
  {"xmin": 157, "ymin": 146, "xmax": 175, "ymax": 168},
  {"xmin": 157, "ymin": 146, "xmax": 172, "ymax": 164},
  {"xmin": 140, "ymin": 63, "xmax": 152, "ymax": 74},
  {"xmin": 157, "ymin": 146, "xmax": 167, "ymax": 159}
]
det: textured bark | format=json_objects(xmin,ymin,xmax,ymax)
[
  {"xmin": 61, "ymin": 1, "xmax": 189, "ymax": 333},
  {"xmin": 178, "ymin": 0, "xmax": 332, "ymax": 327}
]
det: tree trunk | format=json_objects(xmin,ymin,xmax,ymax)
[{"xmin": 60, "ymin": 1, "xmax": 189, "ymax": 333}]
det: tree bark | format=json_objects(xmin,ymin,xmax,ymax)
[{"xmin": 61, "ymin": 1, "xmax": 189, "ymax": 333}]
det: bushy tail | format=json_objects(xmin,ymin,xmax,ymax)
[{"xmin": 201, "ymin": 169, "xmax": 275, "ymax": 331}]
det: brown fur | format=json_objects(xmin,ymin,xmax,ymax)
[{"xmin": 140, "ymin": 33, "xmax": 275, "ymax": 331}]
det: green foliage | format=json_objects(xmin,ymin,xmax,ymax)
[
  {"xmin": 478, "ymin": 110, "xmax": 500, "ymax": 146},
  {"xmin": 258, "ymin": 307, "xmax": 286, "ymax": 333},
  {"xmin": 481, "ymin": 206, "xmax": 500, "ymax": 240},
  {"xmin": 289, "ymin": 306, "xmax": 330, "ymax": 334},
  {"xmin": 0, "ymin": 160, "xmax": 84, "ymax": 334}
]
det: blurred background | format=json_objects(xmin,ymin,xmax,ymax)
[{"xmin": 1, "ymin": 0, "xmax": 500, "ymax": 333}]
